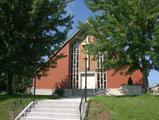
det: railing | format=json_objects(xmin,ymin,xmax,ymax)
[
  {"xmin": 11, "ymin": 95, "xmax": 35, "ymax": 120},
  {"xmin": 79, "ymin": 90, "xmax": 86, "ymax": 120},
  {"xmin": 14, "ymin": 100, "xmax": 37, "ymax": 120}
]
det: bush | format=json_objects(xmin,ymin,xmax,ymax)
[{"xmin": 54, "ymin": 88, "xmax": 64, "ymax": 96}]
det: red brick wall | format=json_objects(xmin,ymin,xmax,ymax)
[
  {"xmin": 36, "ymin": 42, "xmax": 70, "ymax": 89},
  {"xmin": 79, "ymin": 35, "xmax": 97, "ymax": 72},
  {"xmin": 35, "ymin": 34, "xmax": 144, "ymax": 90},
  {"xmin": 107, "ymin": 69, "xmax": 143, "ymax": 88}
]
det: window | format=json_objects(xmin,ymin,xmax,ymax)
[
  {"xmin": 97, "ymin": 53, "xmax": 106, "ymax": 89},
  {"xmin": 71, "ymin": 40, "xmax": 79, "ymax": 89}
]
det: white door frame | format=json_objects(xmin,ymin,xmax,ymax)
[{"xmin": 79, "ymin": 71, "xmax": 97, "ymax": 89}]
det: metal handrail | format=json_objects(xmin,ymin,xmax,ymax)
[
  {"xmin": 15, "ymin": 100, "xmax": 37, "ymax": 120},
  {"xmin": 79, "ymin": 90, "xmax": 86, "ymax": 120},
  {"xmin": 11, "ymin": 95, "xmax": 34, "ymax": 120}
]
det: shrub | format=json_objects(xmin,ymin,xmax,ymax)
[{"xmin": 54, "ymin": 88, "xmax": 64, "ymax": 96}]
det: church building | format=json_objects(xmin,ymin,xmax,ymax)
[{"xmin": 34, "ymin": 29, "xmax": 144, "ymax": 96}]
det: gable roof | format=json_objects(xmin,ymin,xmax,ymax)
[
  {"xmin": 36, "ymin": 28, "xmax": 81, "ymax": 74},
  {"xmin": 46, "ymin": 28, "xmax": 81, "ymax": 62}
]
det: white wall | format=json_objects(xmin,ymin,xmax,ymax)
[
  {"xmin": 32, "ymin": 85, "xmax": 142, "ymax": 96},
  {"xmin": 31, "ymin": 88, "xmax": 54, "ymax": 95},
  {"xmin": 107, "ymin": 85, "xmax": 142, "ymax": 96}
]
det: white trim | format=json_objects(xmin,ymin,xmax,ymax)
[
  {"xmin": 97, "ymin": 53, "xmax": 106, "ymax": 89},
  {"xmin": 71, "ymin": 39, "xmax": 80, "ymax": 88},
  {"xmin": 86, "ymin": 54, "xmax": 89, "ymax": 69}
]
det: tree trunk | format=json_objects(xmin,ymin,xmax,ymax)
[
  {"xmin": 142, "ymin": 69, "xmax": 149, "ymax": 92},
  {"xmin": 143, "ymin": 74, "xmax": 149, "ymax": 91},
  {"xmin": 7, "ymin": 72, "xmax": 13, "ymax": 95}
]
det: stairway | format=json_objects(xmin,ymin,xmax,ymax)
[{"xmin": 20, "ymin": 98, "xmax": 81, "ymax": 120}]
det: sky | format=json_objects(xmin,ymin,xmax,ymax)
[
  {"xmin": 66, "ymin": 0, "xmax": 94, "ymax": 35},
  {"xmin": 67, "ymin": 0, "xmax": 159, "ymax": 87}
]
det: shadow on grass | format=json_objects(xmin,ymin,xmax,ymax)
[
  {"xmin": 0, "ymin": 94, "xmax": 19, "ymax": 102},
  {"xmin": 0, "ymin": 94, "xmax": 63, "ymax": 103},
  {"xmin": 113, "ymin": 95, "xmax": 138, "ymax": 98}
]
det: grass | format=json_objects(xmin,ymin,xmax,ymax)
[
  {"xmin": 86, "ymin": 95, "xmax": 159, "ymax": 120},
  {"xmin": 0, "ymin": 94, "xmax": 61, "ymax": 120},
  {"xmin": 1, "ymin": 94, "xmax": 159, "ymax": 120}
]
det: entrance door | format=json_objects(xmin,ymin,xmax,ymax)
[{"xmin": 81, "ymin": 73, "xmax": 96, "ymax": 89}]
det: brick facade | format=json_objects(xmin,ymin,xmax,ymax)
[
  {"xmin": 107, "ymin": 69, "xmax": 143, "ymax": 88},
  {"xmin": 36, "ymin": 42, "xmax": 70, "ymax": 89},
  {"xmin": 35, "ymin": 33, "xmax": 144, "ymax": 91},
  {"xmin": 79, "ymin": 35, "xmax": 97, "ymax": 72}
]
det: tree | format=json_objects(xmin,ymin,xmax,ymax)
[
  {"xmin": 84, "ymin": 0, "xmax": 159, "ymax": 90},
  {"xmin": 0, "ymin": 0, "xmax": 73, "ymax": 94}
]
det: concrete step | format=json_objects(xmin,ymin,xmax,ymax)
[
  {"xmin": 19, "ymin": 98, "xmax": 81, "ymax": 120},
  {"xmin": 26, "ymin": 112, "xmax": 80, "ymax": 119},
  {"xmin": 27, "ymin": 111, "xmax": 79, "ymax": 116},
  {"xmin": 37, "ymin": 102, "xmax": 79, "ymax": 106},
  {"xmin": 35, "ymin": 104, "xmax": 79, "ymax": 109},
  {"xmin": 31, "ymin": 108, "xmax": 79, "ymax": 113},
  {"xmin": 38, "ymin": 99, "xmax": 81, "ymax": 101},
  {"xmin": 38, "ymin": 98, "xmax": 81, "ymax": 103},
  {"xmin": 21, "ymin": 116, "xmax": 79, "ymax": 120}
]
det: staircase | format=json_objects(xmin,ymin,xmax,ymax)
[{"xmin": 20, "ymin": 98, "xmax": 81, "ymax": 120}]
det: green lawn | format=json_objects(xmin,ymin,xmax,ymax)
[
  {"xmin": 0, "ymin": 94, "xmax": 60, "ymax": 120},
  {"xmin": 86, "ymin": 95, "xmax": 159, "ymax": 120}
]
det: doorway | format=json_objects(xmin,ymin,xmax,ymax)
[{"xmin": 81, "ymin": 73, "xmax": 96, "ymax": 89}]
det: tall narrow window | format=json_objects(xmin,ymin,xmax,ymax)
[
  {"xmin": 97, "ymin": 53, "xmax": 106, "ymax": 89},
  {"xmin": 71, "ymin": 40, "xmax": 79, "ymax": 89}
]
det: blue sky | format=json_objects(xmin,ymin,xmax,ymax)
[
  {"xmin": 66, "ymin": 0, "xmax": 93, "ymax": 35},
  {"xmin": 67, "ymin": 0, "xmax": 159, "ymax": 87}
]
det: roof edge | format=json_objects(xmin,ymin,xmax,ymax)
[
  {"xmin": 36, "ymin": 28, "xmax": 81, "ymax": 74},
  {"xmin": 45, "ymin": 28, "xmax": 81, "ymax": 63}
]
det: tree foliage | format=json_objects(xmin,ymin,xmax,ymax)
[
  {"xmin": 0, "ymin": 0, "xmax": 73, "ymax": 94},
  {"xmin": 84, "ymin": 0, "xmax": 159, "ymax": 89}
]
